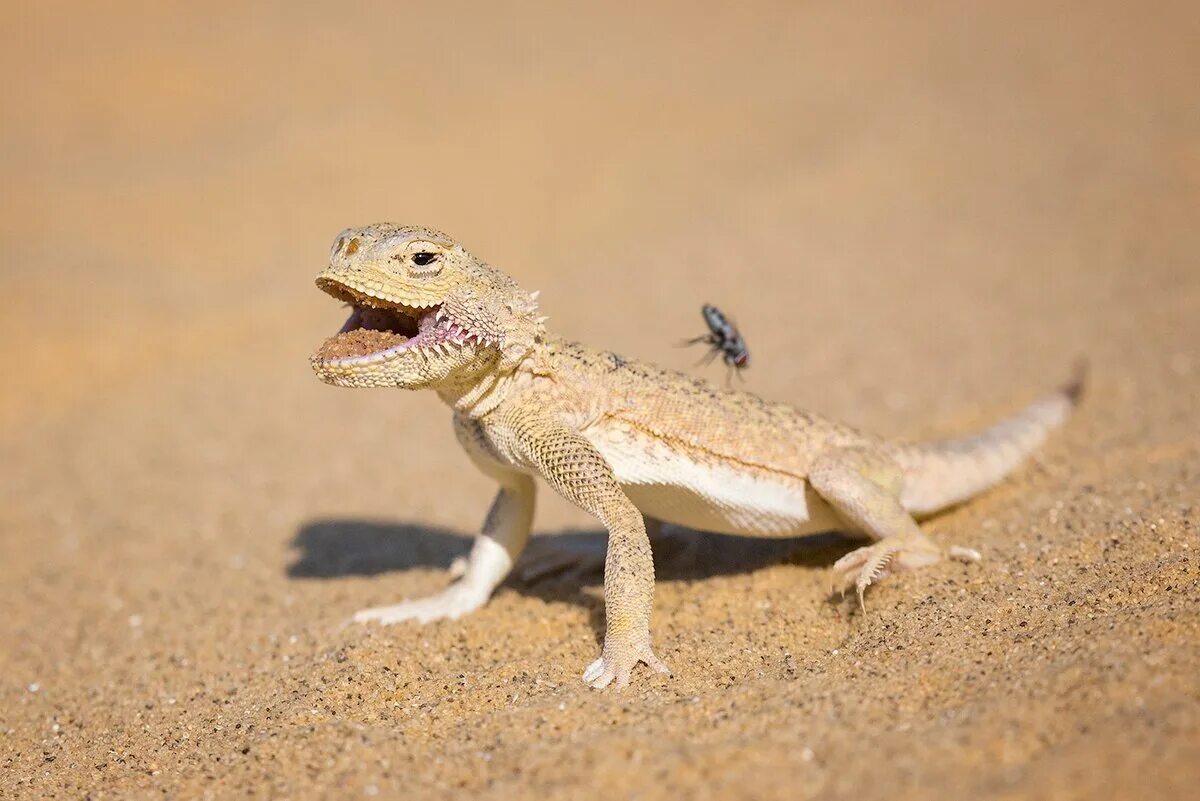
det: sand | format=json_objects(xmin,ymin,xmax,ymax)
[{"xmin": 2, "ymin": 2, "xmax": 1198, "ymax": 799}]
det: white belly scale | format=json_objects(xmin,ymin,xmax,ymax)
[{"xmin": 588, "ymin": 420, "xmax": 843, "ymax": 537}]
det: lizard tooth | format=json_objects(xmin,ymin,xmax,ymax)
[{"xmin": 530, "ymin": 290, "xmax": 540, "ymax": 300}]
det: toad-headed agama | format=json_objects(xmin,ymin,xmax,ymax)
[{"xmin": 311, "ymin": 224, "xmax": 1084, "ymax": 690}]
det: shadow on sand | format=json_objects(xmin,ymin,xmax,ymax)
[
  {"xmin": 289, "ymin": 519, "xmax": 861, "ymax": 642},
  {"xmin": 289, "ymin": 518, "xmax": 857, "ymax": 603}
]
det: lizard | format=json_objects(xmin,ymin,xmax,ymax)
[{"xmin": 310, "ymin": 223, "xmax": 1085, "ymax": 690}]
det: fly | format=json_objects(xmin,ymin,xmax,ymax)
[{"xmin": 681, "ymin": 303, "xmax": 749, "ymax": 384}]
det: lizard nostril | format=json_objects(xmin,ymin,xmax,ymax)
[{"xmin": 345, "ymin": 238, "xmax": 360, "ymax": 255}]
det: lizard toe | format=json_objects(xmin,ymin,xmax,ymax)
[
  {"xmin": 948, "ymin": 544, "xmax": 982, "ymax": 562},
  {"xmin": 589, "ymin": 665, "xmax": 618, "ymax": 690},
  {"xmin": 832, "ymin": 536, "xmax": 945, "ymax": 611},
  {"xmin": 352, "ymin": 585, "xmax": 488, "ymax": 626},
  {"xmin": 582, "ymin": 656, "xmax": 607, "ymax": 685},
  {"xmin": 581, "ymin": 642, "xmax": 671, "ymax": 690}
]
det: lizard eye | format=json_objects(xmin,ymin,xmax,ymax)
[{"xmin": 412, "ymin": 252, "xmax": 438, "ymax": 266}]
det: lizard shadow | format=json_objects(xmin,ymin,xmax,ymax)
[
  {"xmin": 289, "ymin": 520, "xmax": 470, "ymax": 578},
  {"xmin": 289, "ymin": 519, "xmax": 860, "ymax": 641}
]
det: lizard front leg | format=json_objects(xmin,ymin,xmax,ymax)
[
  {"xmin": 498, "ymin": 408, "xmax": 670, "ymax": 690},
  {"xmin": 353, "ymin": 471, "xmax": 534, "ymax": 624}
]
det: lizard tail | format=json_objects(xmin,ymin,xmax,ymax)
[{"xmin": 894, "ymin": 361, "xmax": 1087, "ymax": 517}]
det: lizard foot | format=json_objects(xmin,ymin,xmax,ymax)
[
  {"xmin": 582, "ymin": 637, "xmax": 671, "ymax": 690},
  {"xmin": 833, "ymin": 536, "xmax": 978, "ymax": 612},
  {"xmin": 353, "ymin": 584, "xmax": 487, "ymax": 625}
]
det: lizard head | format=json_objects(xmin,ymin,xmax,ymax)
[{"xmin": 310, "ymin": 224, "xmax": 544, "ymax": 390}]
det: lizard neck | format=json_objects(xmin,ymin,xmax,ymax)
[
  {"xmin": 436, "ymin": 369, "xmax": 514, "ymax": 418},
  {"xmin": 435, "ymin": 339, "xmax": 550, "ymax": 418}
]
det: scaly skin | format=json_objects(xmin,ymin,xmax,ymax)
[{"xmin": 310, "ymin": 223, "xmax": 1085, "ymax": 690}]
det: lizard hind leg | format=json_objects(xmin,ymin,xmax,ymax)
[{"xmin": 808, "ymin": 448, "xmax": 978, "ymax": 612}]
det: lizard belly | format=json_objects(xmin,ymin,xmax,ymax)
[{"xmin": 588, "ymin": 423, "xmax": 841, "ymax": 537}]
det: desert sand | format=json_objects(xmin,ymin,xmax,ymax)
[{"xmin": 2, "ymin": 2, "xmax": 1198, "ymax": 799}]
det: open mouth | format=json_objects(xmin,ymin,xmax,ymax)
[{"xmin": 313, "ymin": 283, "xmax": 480, "ymax": 366}]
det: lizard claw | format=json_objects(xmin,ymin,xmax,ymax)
[
  {"xmin": 831, "ymin": 536, "xmax": 947, "ymax": 612},
  {"xmin": 582, "ymin": 639, "xmax": 671, "ymax": 690}
]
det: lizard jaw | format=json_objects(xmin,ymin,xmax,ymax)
[
  {"xmin": 313, "ymin": 302, "xmax": 485, "ymax": 367},
  {"xmin": 310, "ymin": 278, "xmax": 493, "ymax": 386}
]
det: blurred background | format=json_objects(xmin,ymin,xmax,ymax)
[{"xmin": 2, "ymin": 2, "xmax": 1198, "ymax": 799}]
